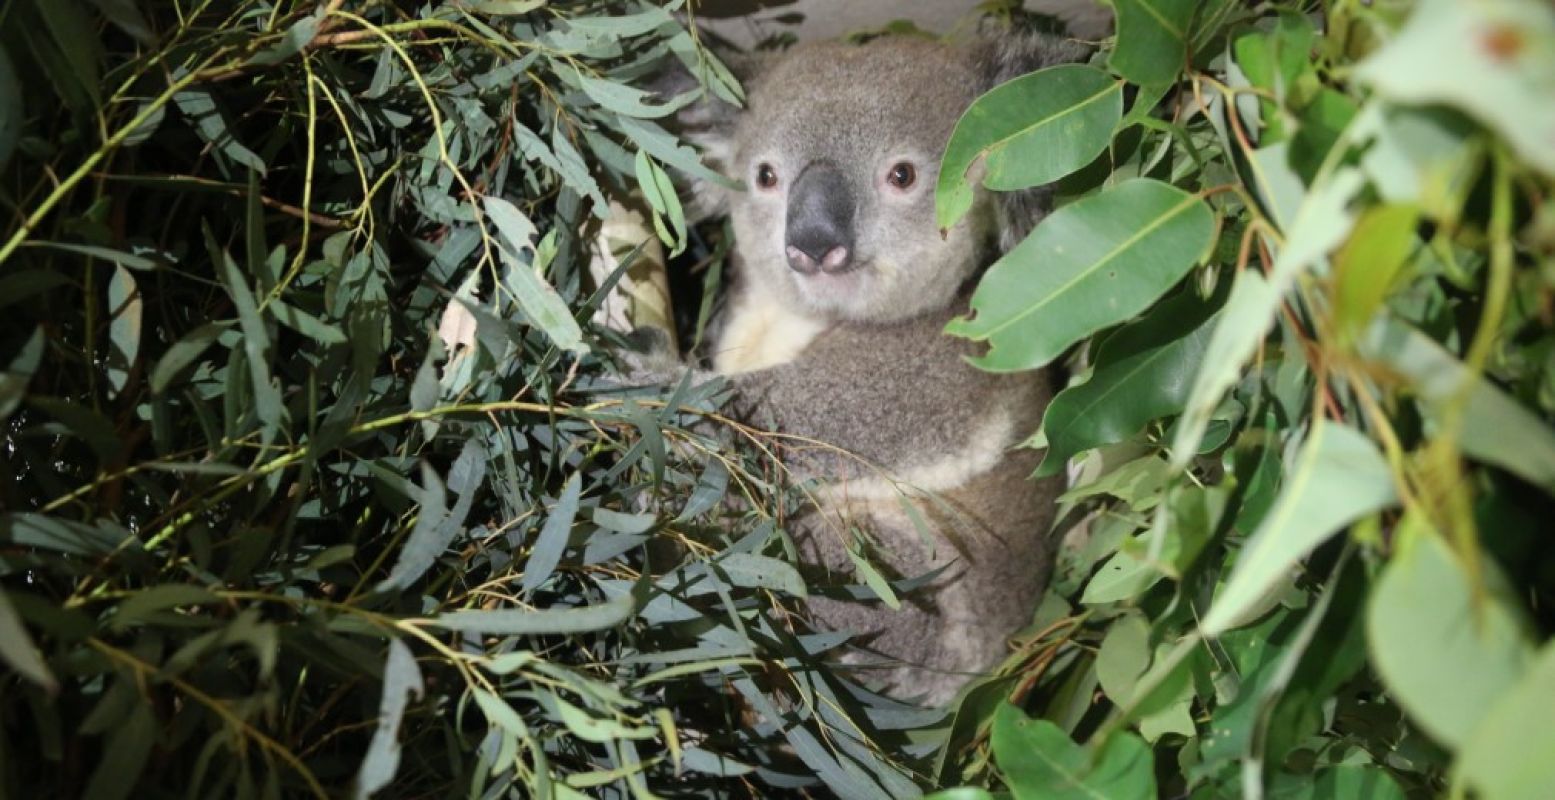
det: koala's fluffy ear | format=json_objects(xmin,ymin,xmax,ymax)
[
  {"xmin": 653, "ymin": 50, "xmax": 771, "ymax": 221},
  {"xmin": 968, "ymin": 29, "xmax": 1093, "ymax": 252}
]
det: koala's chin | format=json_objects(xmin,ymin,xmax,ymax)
[{"xmin": 787, "ymin": 262, "xmax": 880, "ymax": 321}]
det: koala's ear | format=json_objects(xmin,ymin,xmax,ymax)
[
  {"xmin": 971, "ymin": 28, "xmax": 1093, "ymax": 93},
  {"xmin": 652, "ymin": 50, "xmax": 772, "ymax": 221},
  {"xmin": 965, "ymin": 29, "xmax": 1092, "ymax": 252}
]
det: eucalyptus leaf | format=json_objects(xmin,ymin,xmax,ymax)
[
  {"xmin": 937, "ymin": 65, "xmax": 1122, "ymax": 229},
  {"xmin": 1202, "ymin": 422, "xmax": 1395, "ymax": 634},
  {"xmin": 430, "ymin": 592, "xmax": 635, "ymax": 635},
  {"xmin": 1369, "ymin": 529, "xmax": 1532, "ymax": 750},
  {"xmin": 1109, "ymin": 0, "xmax": 1197, "ymax": 86},
  {"xmin": 948, "ymin": 179, "xmax": 1216, "ymax": 371}
]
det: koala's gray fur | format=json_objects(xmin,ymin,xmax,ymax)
[{"xmin": 664, "ymin": 30, "xmax": 1087, "ymax": 705}]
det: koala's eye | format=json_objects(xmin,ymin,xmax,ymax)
[
  {"xmin": 755, "ymin": 163, "xmax": 779, "ymax": 190},
  {"xmin": 886, "ymin": 162, "xmax": 917, "ymax": 190}
]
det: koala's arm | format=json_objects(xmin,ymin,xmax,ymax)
[{"xmin": 725, "ymin": 312, "xmax": 1018, "ymax": 479}]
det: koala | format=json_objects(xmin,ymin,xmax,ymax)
[{"xmin": 661, "ymin": 31, "xmax": 1087, "ymax": 706}]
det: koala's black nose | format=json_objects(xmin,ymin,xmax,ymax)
[{"xmin": 785, "ymin": 162, "xmax": 856, "ymax": 275}]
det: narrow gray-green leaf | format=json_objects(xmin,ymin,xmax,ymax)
[
  {"xmin": 711, "ymin": 553, "xmax": 807, "ymax": 598},
  {"xmin": 353, "ymin": 639, "xmax": 425, "ymax": 800},
  {"xmin": 174, "ymin": 89, "xmax": 266, "ymax": 173},
  {"xmin": 1202, "ymin": 422, "xmax": 1396, "ymax": 633},
  {"xmin": 948, "ymin": 179, "xmax": 1215, "ymax": 372},
  {"xmin": 576, "ymin": 71, "xmax": 695, "ymax": 119},
  {"xmin": 112, "ymin": 584, "xmax": 220, "ymax": 630},
  {"xmin": 485, "ymin": 196, "xmax": 589, "ymax": 354},
  {"xmin": 105, "ymin": 264, "xmax": 141, "ymax": 398},
  {"xmin": 376, "ymin": 462, "xmax": 449, "ymax": 592},
  {"xmin": 430, "ymin": 592, "xmax": 635, "ymax": 635},
  {"xmin": 0, "ymin": 590, "xmax": 57, "ymax": 693},
  {"xmin": 521, "ymin": 471, "xmax": 582, "ymax": 593},
  {"xmin": 1, "ymin": 327, "xmax": 44, "ymax": 421},
  {"xmin": 149, "ymin": 321, "xmax": 231, "ymax": 393},
  {"xmin": 937, "ymin": 65, "xmax": 1123, "ymax": 229},
  {"xmin": 81, "ymin": 703, "xmax": 155, "ymax": 800},
  {"xmin": 208, "ymin": 224, "xmax": 282, "ymax": 427}
]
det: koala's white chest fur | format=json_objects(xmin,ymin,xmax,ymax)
[{"xmin": 711, "ymin": 286, "xmax": 828, "ymax": 374}]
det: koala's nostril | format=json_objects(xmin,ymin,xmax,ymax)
[
  {"xmin": 786, "ymin": 245, "xmax": 820, "ymax": 274},
  {"xmin": 818, "ymin": 246, "xmax": 850, "ymax": 273}
]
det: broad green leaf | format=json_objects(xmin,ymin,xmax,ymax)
[
  {"xmin": 1457, "ymin": 640, "xmax": 1555, "ymax": 799},
  {"xmin": 1109, "ymin": 0, "xmax": 1197, "ymax": 86},
  {"xmin": 992, "ymin": 703, "xmax": 1156, "ymax": 800},
  {"xmin": 948, "ymin": 179, "xmax": 1216, "ymax": 371},
  {"xmin": 1332, "ymin": 204, "xmax": 1419, "ymax": 345},
  {"xmin": 430, "ymin": 592, "xmax": 635, "ymax": 635},
  {"xmin": 0, "ymin": 44, "xmax": 20, "ymax": 172},
  {"xmin": 1202, "ymin": 422, "xmax": 1395, "ymax": 634},
  {"xmin": 1171, "ymin": 270, "xmax": 1279, "ymax": 466},
  {"xmin": 1234, "ymin": 11, "xmax": 1314, "ymax": 103},
  {"xmin": 1038, "ymin": 287, "xmax": 1222, "ymax": 476},
  {"xmin": 522, "ymin": 471, "xmax": 582, "ymax": 593},
  {"xmin": 1369, "ymin": 529, "xmax": 1533, "ymax": 749},
  {"xmin": 353, "ymin": 639, "xmax": 424, "ymax": 800},
  {"xmin": 0, "ymin": 590, "xmax": 56, "ymax": 693},
  {"xmin": 105, "ymin": 264, "xmax": 141, "ymax": 398},
  {"xmin": 1356, "ymin": 0, "xmax": 1555, "ymax": 176},
  {"xmin": 485, "ymin": 195, "xmax": 589, "ymax": 354},
  {"xmin": 1096, "ymin": 612, "xmax": 1151, "ymax": 706},
  {"xmin": 937, "ymin": 65, "xmax": 1123, "ymax": 229},
  {"xmin": 1359, "ymin": 316, "xmax": 1555, "ymax": 494},
  {"xmin": 1361, "ymin": 106, "xmax": 1477, "ymax": 216}
]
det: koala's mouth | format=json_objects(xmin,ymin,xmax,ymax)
[{"xmin": 789, "ymin": 259, "xmax": 873, "ymax": 303}]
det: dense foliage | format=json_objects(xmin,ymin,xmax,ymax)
[{"xmin": 1, "ymin": 0, "xmax": 1553, "ymax": 799}]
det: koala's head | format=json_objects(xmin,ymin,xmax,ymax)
[{"xmin": 678, "ymin": 33, "xmax": 1087, "ymax": 324}]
